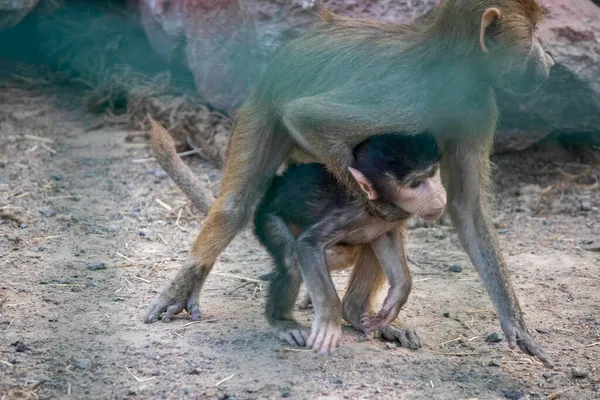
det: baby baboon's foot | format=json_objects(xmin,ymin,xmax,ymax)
[
  {"xmin": 379, "ymin": 325, "xmax": 421, "ymax": 350},
  {"xmin": 307, "ymin": 318, "xmax": 341, "ymax": 355},
  {"xmin": 298, "ymin": 294, "xmax": 313, "ymax": 310},
  {"xmin": 269, "ymin": 319, "xmax": 311, "ymax": 347}
]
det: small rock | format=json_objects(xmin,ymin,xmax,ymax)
[
  {"xmin": 39, "ymin": 210, "xmax": 57, "ymax": 218},
  {"xmin": 571, "ymin": 367, "xmax": 589, "ymax": 379},
  {"xmin": 442, "ymin": 311, "xmax": 450, "ymax": 318},
  {"xmin": 50, "ymin": 174, "xmax": 63, "ymax": 181},
  {"xmin": 138, "ymin": 229, "xmax": 152, "ymax": 239},
  {"xmin": 448, "ymin": 263, "xmax": 463, "ymax": 273},
  {"xmin": 281, "ymin": 391, "xmax": 292, "ymax": 398},
  {"xmin": 580, "ymin": 200, "xmax": 591, "ymax": 211},
  {"xmin": 488, "ymin": 360, "xmax": 500, "ymax": 367},
  {"xmin": 385, "ymin": 342, "xmax": 396, "ymax": 349},
  {"xmin": 186, "ymin": 367, "xmax": 201, "ymax": 375},
  {"xmin": 542, "ymin": 372, "xmax": 552, "ymax": 380},
  {"xmin": 19, "ymin": 223, "xmax": 26, "ymax": 228},
  {"xmin": 13, "ymin": 341, "xmax": 30, "ymax": 353},
  {"xmin": 75, "ymin": 358, "xmax": 93, "ymax": 370},
  {"xmin": 433, "ymin": 231, "xmax": 446, "ymax": 240},
  {"xmin": 87, "ymin": 261, "xmax": 106, "ymax": 271},
  {"xmin": 56, "ymin": 278, "xmax": 72, "ymax": 284},
  {"xmin": 105, "ymin": 224, "xmax": 119, "ymax": 233},
  {"xmin": 485, "ymin": 332, "xmax": 504, "ymax": 343},
  {"xmin": 535, "ymin": 327, "xmax": 550, "ymax": 334},
  {"xmin": 497, "ymin": 229, "xmax": 509, "ymax": 235},
  {"xmin": 502, "ymin": 388, "xmax": 524, "ymax": 400}
]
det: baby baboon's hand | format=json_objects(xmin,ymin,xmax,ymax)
[
  {"xmin": 360, "ymin": 285, "xmax": 405, "ymax": 332},
  {"xmin": 307, "ymin": 317, "xmax": 341, "ymax": 355}
]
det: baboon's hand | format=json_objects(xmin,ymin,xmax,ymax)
[
  {"xmin": 503, "ymin": 319, "xmax": 553, "ymax": 368},
  {"xmin": 145, "ymin": 278, "xmax": 202, "ymax": 323}
]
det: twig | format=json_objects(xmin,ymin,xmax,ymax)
[
  {"xmin": 585, "ymin": 341, "xmax": 600, "ymax": 348},
  {"xmin": 0, "ymin": 360, "xmax": 13, "ymax": 367},
  {"xmin": 213, "ymin": 272, "xmax": 262, "ymax": 284},
  {"xmin": 546, "ymin": 387, "xmax": 575, "ymax": 400},
  {"xmin": 228, "ymin": 281, "xmax": 255, "ymax": 295},
  {"xmin": 40, "ymin": 143, "xmax": 57, "ymax": 155},
  {"xmin": 214, "ymin": 374, "xmax": 235, "ymax": 387},
  {"xmin": 432, "ymin": 352, "xmax": 479, "ymax": 356},
  {"xmin": 155, "ymin": 198, "xmax": 173, "ymax": 211},
  {"xmin": 131, "ymin": 149, "xmax": 200, "ymax": 164},
  {"xmin": 116, "ymin": 252, "xmax": 136, "ymax": 263},
  {"xmin": 133, "ymin": 276, "xmax": 150, "ymax": 284},
  {"xmin": 438, "ymin": 336, "xmax": 461, "ymax": 346},
  {"xmin": 413, "ymin": 277, "xmax": 432, "ymax": 283},
  {"xmin": 24, "ymin": 134, "xmax": 54, "ymax": 144},
  {"xmin": 157, "ymin": 233, "xmax": 167, "ymax": 245},
  {"xmin": 281, "ymin": 348, "xmax": 312, "ymax": 352},
  {"xmin": 125, "ymin": 366, "xmax": 155, "ymax": 383}
]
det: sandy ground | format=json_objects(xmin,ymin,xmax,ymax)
[{"xmin": 1, "ymin": 63, "xmax": 599, "ymax": 400}]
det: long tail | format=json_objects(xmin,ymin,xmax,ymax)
[{"xmin": 149, "ymin": 117, "xmax": 215, "ymax": 215}]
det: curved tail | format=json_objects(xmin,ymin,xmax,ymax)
[{"xmin": 149, "ymin": 118, "xmax": 215, "ymax": 215}]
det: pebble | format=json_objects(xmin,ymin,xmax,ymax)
[
  {"xmin": 87, "ymin": 261, "xmax": 107, "ymax": 271},
  {"xmin": 485, "ymin": 332, "xmax": 504, "ymax": 343},
  {"xmin": 51, "ymin": 174, "xmax": 63, "ymax": 181},
  {"xmin": 56, "ymin": 278, "xmax": 72, "ymax": 284},
  {"xmin": 502, "ymin": 388, "xmax": 525, "ymax": 400},
  {"xmin": 442, "ymin": 311, "xmax": 450, "ymax": 318},
  {"xmin": 281, "ymin": 391, "xmax": 292, "ymax": 398},
  {"xmin": 39, "ymin": 209, "xmax": 57, "ymax": 217},
  {"xmin": 448, "ymin": 263, "xmax": 463, "ymax": 273},
  {"xmin": 535, "ymin": 327, "xmax": 549, "ymax": 334},
  {"xmin": 433, "ymin": 231, "xmax": 446, "ymax": 240},
  {"xmin": 13, "ymin": 342, "xmax": 30, "ymax": 353},
  {"xmin": 75, "ymin": 358, "xmax": 93, "ymax": 370},
  {"xmin": 497, "ymin": 229, "xmax": 508, "ymax": 235},
  {"xmin": 138, "ymin": 229, "xmax": 152, "ymax": 239},
  {"xmin": 105, "ymin": 224, "xmax": 119, "ymax": 233},
  {"xmin": 580, "ymin": 200, "xmax": 591, "ymax": 211},
  {"xmin": 385, "ymin": 342, "xmax": 396, "ymax": 349},
  {"xmin": 488, "ymin": 360, "xmax": 500, "ymax": 367},
  {"xmin": 571, "ymin": 367, "xmax": 589, "ymax": 379}
]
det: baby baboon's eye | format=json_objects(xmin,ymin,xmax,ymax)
[{"xmin": 410, "ymin": 180, "xmax": 422, "ymax": 189}]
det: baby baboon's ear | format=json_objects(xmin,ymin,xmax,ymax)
[{"xmin": 348, "ymin": 167, "xmax": 378, "ymax": 200}]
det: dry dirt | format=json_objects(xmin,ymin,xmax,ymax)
[{"xmin": 1, "ymin": 63, "xmax": 599, "ymax": 400}]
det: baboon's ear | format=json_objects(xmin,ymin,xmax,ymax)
[
  {"xmin": 480, "ymin": 8, "xmax": 502, "ymax": 53},
  {"xmin": 348, "ymin": 167, "xmax": 378, "ymax": 200}
]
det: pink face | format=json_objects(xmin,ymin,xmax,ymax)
[
  {"xmin": 393, "ymin": 169, "xmax": 447, "ymax": 220},
  {"xmin": 349, "ymin": 166, "xmax": 447, "ymax": 221}
]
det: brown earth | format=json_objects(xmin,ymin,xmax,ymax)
[{"xmin": 1, "ymin": 63, "xmax": 599, "ymax": 400}]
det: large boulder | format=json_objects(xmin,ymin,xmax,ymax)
[
  {"xmin": 0, "ymin": 0, "xmax": 38, "ymax": 31},
  {"xmin": 495, "ymin": 0, "xmax": 600, "ymax": 152},
  {"xmin": 137, "ymin": 0, "xmax": 600, "ymax": 151}
]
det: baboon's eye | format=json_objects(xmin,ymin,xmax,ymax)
[{"xmin": 410, "ymin": 180, "xmax": 422, "ymax": 189}]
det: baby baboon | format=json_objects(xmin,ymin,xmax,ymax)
[{"xmin": 254, "ymin": 132, "xmax": 445, "ymax": 353}]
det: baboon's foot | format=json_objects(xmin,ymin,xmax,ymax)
[
  {"xmin": 145, "ymin": 265, "xmax": 203, "ymax": 323},
  {"xmin": 269, "ymin": 319, "xmax": 311, "ymax": 347},
  {"xmin": 377, "ymin": 325, "xmax": 422, "ymax": 350}
]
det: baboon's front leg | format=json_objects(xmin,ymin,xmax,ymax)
[{"xmin": 441, "ymin": 136, "xmax": 553, "ymax": 368}]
